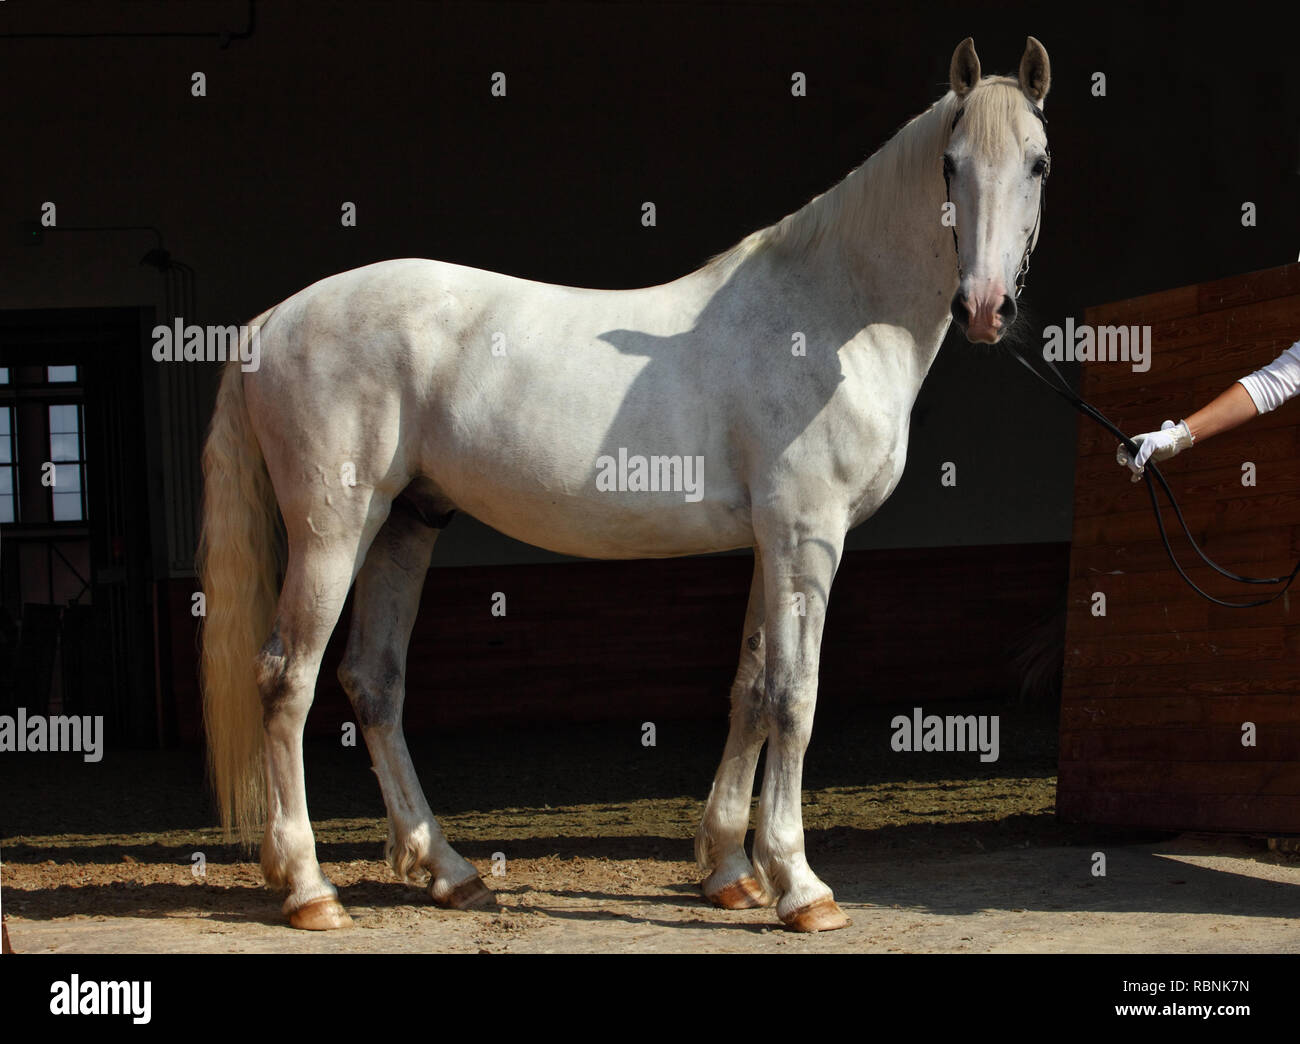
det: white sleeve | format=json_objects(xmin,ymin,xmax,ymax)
[{"xmin": 1237, "ymin": 340, "xmax": 1300, "ymax": 414}]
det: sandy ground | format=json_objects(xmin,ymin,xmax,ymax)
[
  {"xmin": 6, "ymin": 828, "xmax": 1300, "ymax": 954},
  {"xmin": 3, "ymin": 708, "xmax": 1298, "ymax": 953}
]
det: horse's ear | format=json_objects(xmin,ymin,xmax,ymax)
[
  {"xmin": 949, "ymin": 37, "xmax": 981, "ymax": 97},
  {"xmin": 1019, "ymin": 36, "xmax": 1051, "ymax": 104}
]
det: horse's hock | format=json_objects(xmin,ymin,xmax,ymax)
[{"xmin": 1060, "ymin": 262, "xmax": 1300, "ymax": 834}]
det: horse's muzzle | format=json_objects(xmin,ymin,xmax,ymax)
[{"xmin": 951, "ymin": 289, "xmax": 1016, "ymax": 344}]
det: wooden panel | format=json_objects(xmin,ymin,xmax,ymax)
[
  {"xmin": 163, "ymin": 542, "xmax": 1069, "ymax": 742},
  {"xmin": 1059, "ymin": 759, "xmax": 1300, "ymax": 795},
  {"xmin": 1198, "ymin": 265, "xmax": 1300, "ymax": 314},
  {"xmin": 1061, "ymin": 727, "xmax": 1300, "ymax": 763},
  {"xmin": 1062, "ymin": 263, "xmax": 1300, "ymax": 833},
  {"xmin": 1068, "ymin": 523, "xmax": 1300, "ymax": 578},
  {"xmin": 1086, "ymin": 285, "xmax": 1198, "ymax": 327},
  {"xmin": 1062, "ymin": 692, "xmax": 1300, "ymax": 728},
  {"xmin": 1056, "ymin": 791, "xmax": 1299, "ymax": 833}
]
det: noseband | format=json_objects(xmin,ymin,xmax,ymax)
[{"xmin": 942, "ymin": 102, "xmax": 1050, "ymax": 299}]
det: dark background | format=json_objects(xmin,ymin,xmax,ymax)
[{"xmin": 6, "ymin": 0, "xmax": 1296, "ymax": 563}]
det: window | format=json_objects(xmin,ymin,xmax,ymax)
[
  {"xmin": 0, "ymin": 364, "xmax": 88, "ymax": 525},
  {"xmin": 0, "ymin": 407, "xmax": 15, "ymax": 523},
  {"xmin": 48, "ymin": 404, "xmax": 86, "ymax": 522}
]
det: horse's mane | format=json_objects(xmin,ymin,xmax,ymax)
[{"xmin": 706, "ymin": 76, "xmax": 1031, "ymax": 270}]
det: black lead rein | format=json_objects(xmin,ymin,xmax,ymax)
[
  {"xmin": 946, "ymin": 101, "xmax": 1300, "ymax": 608},
  {"xmin": 1004, "ymin": 346, "xmax": 1300, "ymax": 609}
]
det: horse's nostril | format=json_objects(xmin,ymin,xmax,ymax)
[
  {"xmin": 950, "ymin": 294, "xmax": 969, "ymax": 326},
  {"xmin": 998, "ymin": 294, "xmax": 1017, "ymax": 322}
]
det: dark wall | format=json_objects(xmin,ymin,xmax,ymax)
[
  {"xmin": 4, "ymin": 0, "xmax": 1298, "ymax": 565},
  {"xmin": 160, "ymin": 542, "xmax": 1071, "ymax": 741}
]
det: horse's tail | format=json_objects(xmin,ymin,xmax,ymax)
[{"xmin": 198, "ymin": 309, "xmax": 283, "ymax": 847}]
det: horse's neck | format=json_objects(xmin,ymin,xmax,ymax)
[
  {"xmin": 833, "ymin": 139, "xmax": 957, "ymax": 374},
  {"xmin": 749, "ymin": 110, "xmax": 957, "ymax": 384}
]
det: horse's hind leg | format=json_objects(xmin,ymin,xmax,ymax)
[
  {"xmin": 695, "ymin": 551, "xmax": 772, "ymax": 909},
  {"xmin": 257, "ymin": 495, "xmax": 392, "ymax": 931},
  {"xmin": 338, "ymin": 504, "xmax": 491, "ymax": 910}
]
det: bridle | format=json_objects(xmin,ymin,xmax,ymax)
[
  {"xmin": 943, "ymin": 99, "xmax": 1300, "ymax": 608},
  {"xmin": 942, "ymin": 100, "xmax": 1050, "ymax": 300}
]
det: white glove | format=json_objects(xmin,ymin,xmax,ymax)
[{"xmin": 1117, "ymin": 419, "xmax": 1193, "ymax": 482}]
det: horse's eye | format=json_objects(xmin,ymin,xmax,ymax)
[
  {"xmin": 1032, "ymin": 156, "xmax": 1048, "ymax": 177},
  {"xmin": 942, "ymin": 154, "xmax": 955, "ymax": 179}
]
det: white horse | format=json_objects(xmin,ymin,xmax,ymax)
[{"xmin": 200, "ymin": 36, "xmax": 1052, "ymax": 933}]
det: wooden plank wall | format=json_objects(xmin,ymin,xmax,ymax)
[
  {"xmin": 161, "ymin": 541, "xmax": 1069, "ymax": 744},
  {"xmin": 1060, "ymin": 263, "xmax": 1300, "ymax": 833}
]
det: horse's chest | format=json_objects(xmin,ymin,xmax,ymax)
[
  {"xmin": 846, "ymin": 417, "xmax": 910, "ymax": 524},
  {"xmin": 829, "ymin": 381, "xmax": 914, "ymax": 527}
]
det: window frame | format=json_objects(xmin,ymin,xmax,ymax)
[{"xmin": 0, "ymin": 364, "xmax": 90, "ymax": 529}]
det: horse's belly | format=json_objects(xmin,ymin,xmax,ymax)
[
  {"xmin": 440, "ymin": 466, "xmax": 754, "ymax": 559},
  {"xmin": 414, "ymin": 311, "xmax": 753, "ymax": 557}
]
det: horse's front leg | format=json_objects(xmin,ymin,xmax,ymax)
[{"xmin": 751, "ymin": 510, "xmax": 851, "ymax": 932}]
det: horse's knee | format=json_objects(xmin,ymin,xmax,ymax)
[
  {"xmin": 338, "ymin": 656, "xmax": 403, "ymax": 728},
  {"xmin": 763, "ymin": 687, "xmax": 816, "ymax": 744}
]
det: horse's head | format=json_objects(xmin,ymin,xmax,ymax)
[{"xmin": 942, "ymin": 36, "xmax": 1051, "ymax": 344}]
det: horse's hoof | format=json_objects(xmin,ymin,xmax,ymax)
[
  {"xmin": 432, "ymin": 876, "xmax": 495, "ymax": 911},
  {"xmin": 288, "ymin": 897, "xmax": 353, "ymax": 931},
  {"xmin": 780, "ymin": 897, "xmax": 850, "ymax": 933},
  {"xmin": 704, "ymin": 874, "xmax": 769, "ymax": 910}
]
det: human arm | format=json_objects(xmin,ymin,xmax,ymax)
[{"xmin": 1117, "ymin": 340, "xmax": 1299, "ymax": 479}]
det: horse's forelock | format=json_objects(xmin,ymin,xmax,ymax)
[{"xmin": 950, "ymin": 77, "xmax": 1046, "ymax": 161}]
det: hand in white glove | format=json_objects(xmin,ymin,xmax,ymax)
[{"xmin": 1116, "ymin": 419, "xmax": 1193, "ymax": 482}]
